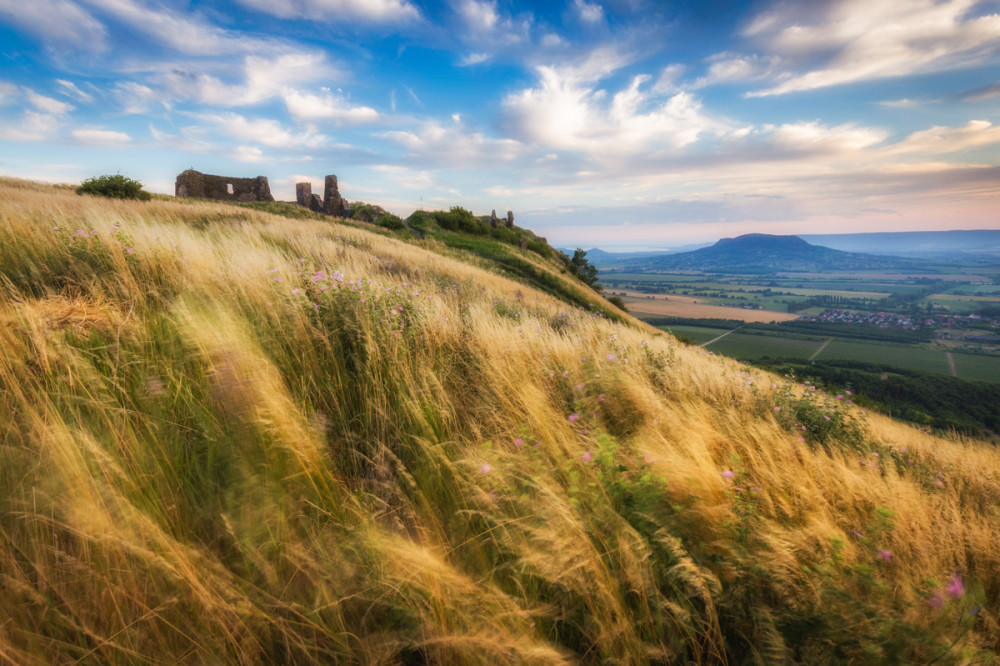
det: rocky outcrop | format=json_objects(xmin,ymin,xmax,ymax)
[
  {"xmin": 175, "ymin": 170, "xmax": 274, "ymax": 202},
  {"xmin": 506, "ymin": 210, "xmax": 514, "ymax": 228},
  {"xmin": 490, "ymin": 210, "xmax": 498, "ymax": 228}
]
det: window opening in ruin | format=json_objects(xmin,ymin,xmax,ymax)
[{"xmin": 227, "ymin": 183, "xmax": 234, "ymax": 195}]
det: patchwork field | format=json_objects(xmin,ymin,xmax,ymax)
[{"xmin": 621, "ymin": 296, "xmax": 800, "ymax": 322}]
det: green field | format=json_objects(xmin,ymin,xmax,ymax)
[
  {"xmin": 659, "ymin": 325, "xmax": 731, "ymax": 345},
  {"xmin": 705, "ymin": 332, "xmax": 824, "ymax": 359},
  {"xmin": 950, "ymin": 352, "xmax": 1000, "ymax": 383},
  {"xmin": 695, "ymin": 331, "xmax": 1000, "ymax": 383}
]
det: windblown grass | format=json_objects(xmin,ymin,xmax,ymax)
[{"xmin": 0, "ymin": 177, "xmax": 997, "ymax": 664}]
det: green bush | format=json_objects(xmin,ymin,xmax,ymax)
[
  {"xmin": 76, "ymin": 174, "xmax": 151, "ymax": 201},
  {"xmin": 375, "ymin": 213, "xmax": 405, "ymax": 230},
  {"xmin": 607, "ymin": 295, "xmax": 628, "ymax": 312}
]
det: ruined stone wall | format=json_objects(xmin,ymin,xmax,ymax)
[{"xmin": 175, "ymin": 169, "xmax": 274, "ymax": 202}]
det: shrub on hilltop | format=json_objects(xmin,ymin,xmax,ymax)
[{"xmin": 76, "ymin": 173, "xmax": 151, "ymax": 201}]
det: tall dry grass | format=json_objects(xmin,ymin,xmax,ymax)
[{"xmin": 0, "ymin": 177, "xmax": 997, "ymax": 664}]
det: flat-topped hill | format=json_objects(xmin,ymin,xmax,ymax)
[{"xmin": 0, "ymin": 177, "xmax": 997, "ymax": 663}]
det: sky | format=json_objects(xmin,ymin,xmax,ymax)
[{"xmin": 1, "ymin": 0, "xmax": 999, "ymax": 249}]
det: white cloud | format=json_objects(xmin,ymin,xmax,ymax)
[
  {"xmin": 189, "ymin": 112, "xmax": 328, "ymax": 150},
  {"xmin": 283, "ymin": 88, "xmax": 379, "ymax": 125},
  {"xmin": 744, "ymin": 0, "xmax": 1000, "ymax": 96},
  {"xmin": 114, "ymin": 81, "xmax": 162, "ymax": 114},
  {"xmin": 379, "ymin": 118, "xmax": 524, "ymax": 166},
  {"xmin": 0, "ymin": 0, "xmax": 107, "ymax": 52},
  {"xmin": 761, "ymin": 121, "xmax": 888, "ymax": 154},
  {"xmin": 502, "ymin": 64, "xmax": 729, "ymax": 155},
  {"xmin": 573, "ymin": 0, "xmax": 603, "ymax": 24},
  {"xmin": 72, "ymin": 128, "xmax": 131, "ymax": 145},
  {"xmin": 888, "ymin": 119, "xmax": 1000, "ymax": 155},
  {"xmin": 372, "ymin": 164, "xmax": 435, "ymax": 190},
  {"xmin": 652, "ymin": 64, "xmax": 685, "ymax": 94},
  {"xmin": 165, "ymin": 53, "xmax": 336, "ymax": 107},
  {"xmin": 56, "ymin": 79, "xmax": 95, "ymax": 103},
  {"xmin": 80, "ymin": 0, "xmax": 279, "ymax": 57},
  {"xmin": 231, "ymin": 145, "xmax": 268, "ymax": 163},
  {"xmin": 232, "ymin": 0, "xmax": 420, "ymax": 22},
  {"xmin": 460, "ymin": 52, "xmax": 490, "ymax": 66},
  {"xmin": 25, "ymin": 90, "xmax": 74, "ymax": 115},
  {"xmin": 691, "ymin": 52, "xmax": 783, "ymax": 89},
  {"xmin": 541, "ymin": 33, "xmax": 563, "ymax": 47},
  {"xmin": 453, "ymin": 0, "xmax": 530, "ymax": 45},
  {"xmin": 0, "ymin": 111, "xmax": 63, "ymax": 141}
]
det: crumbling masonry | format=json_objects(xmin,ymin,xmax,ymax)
[{"xmin": 174, "ymin": 169, "xmax": 274, "ymax": 202}]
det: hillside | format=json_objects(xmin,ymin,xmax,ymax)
[
  {"xmin": 1, "ymin": 177, "xmax": 998, "ymax": 664},
  {"xmin": 620, "ymin": 233, "xmax": 922, "ymax": 273}
]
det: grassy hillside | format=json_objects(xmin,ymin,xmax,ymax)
[{"xmin": 1, "ymin": 177, "xmax": 998, "ymax": 664}]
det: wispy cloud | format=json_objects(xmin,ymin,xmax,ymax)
[
  {"xmin": 0, "ymin": 0, "xmax": 108, "ymax": 52},
  {"xmin": 283, "ymin": 88, "xmax": 379, "ymax": 125},
  {"xmin": 232, "ymin": 0, "xmax": 420, "ymax": 22},
  {"xmin": 72, "ymin": 128, "xmax": 131, "ymax": 145},
  {"xmin": 743, "ymin": 0, "xmax": 1000, "ymax": 96}
]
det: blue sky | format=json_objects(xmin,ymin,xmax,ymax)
[{"xmin": 1, "ymin": 0, "xmax": 999, "ymax": 249}]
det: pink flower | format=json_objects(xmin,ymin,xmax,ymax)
[
  {"xmin": 75, "ymin": 230, "xmax": 88, "ymax": 237},
  {"xmin": 480, "ymin": 463, "xmax": 492, "ymax": 474},
  {"xmin": 606, "ymin": 353, "xmax": 616, "ymax": 361},
  {"xmin": 514, "ymin": 438, "xmax": 524, "ymax": 448},
  {"xmin": 581, "ymin": 450, "xmax": 594, "ymax": 463},
  {"xmin": 877, "ymin": 549, "xmax": 892, "ymax": 562},
  {"xmin": 946, "ymin": 575, "xmax": 964, "ymax": 599},
  {"xmin": 597, "ymin": 394, "xmax": 605, "ymax": 402},
  {"xmin": 291, "ymin": 288, "xmax": 302, "ymax": 295},
  {"xmin": 126, "ymin": 247, "xmax": 135, "ymax": 255},
  {"xmin": 722, "ymin": 470, "xmax": 735, "ymax": 479},
  {"xmin": 568, "ymin": 413, "xmax": 580, "ymax": 423},
  {"xmin": 837, "ymin": 395, "xmax": 844, "ymax": 400},
  {"xmin": 773, "ymin": 406, "xmax": 780, "ymax": 412}
]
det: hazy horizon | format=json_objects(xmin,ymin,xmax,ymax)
[{"xmin": 1, "ymin": 0, "xmax": 999, "ymax": 247}]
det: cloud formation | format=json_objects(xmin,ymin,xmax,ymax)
[{"xmin": 744, "ymin": 0, "xmax": 1000, "ymax": 96}]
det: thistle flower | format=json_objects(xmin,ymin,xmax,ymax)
[
  {"xmin": 581, "ymin": 451, "xmax": 593, "ymax": 463},
  {"xmin": 877, "ymin": 549, "xmax": 892, "ymax": 562},
  {"xmin": 568, "ymin": 413, "xmax": 580, "ymax": 423},
  {"xmin": 722, "ymin": 470, "xmax": 735, "ymax": 479},
  {"xmin": 514, "ymin": 438, "xmax": 524, "ymax": 448},
  {"xmin": 480, "ymin": 463, "xmax": 492, "ymax": 474}
]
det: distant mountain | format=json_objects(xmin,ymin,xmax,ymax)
[
  {"xmin": 563, "ymin": 244, "xmax": 712, "ymax": 268},
  {"xmin": 798, "ymin": 230, "xmax": 1000, "ymax": 258},
  {"xmin": 620, "ymin": 234, "xmax": 921, "ymax": 273}
]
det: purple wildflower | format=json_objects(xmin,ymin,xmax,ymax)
[
  {"xmin": 946, "ymin": 575, "xmax": 964, "ymax": 599},
  {"xmin": 581, "ymin": 451, "xmax": 594, "ymax": 463},
  {"xmin": 568, "ymin": 413, "xmax": 580, "ymax": 423},
  {"xmin": 722, "ymin": 470, "xmax": 735, "ymax": 479},
  {"xmin": 480, "ymin": 463, "xmax": 492, "ymax": 474},
  {"xmin": 514, "ymin": 438, "xmax": 524, "ymax": 448},
  {"xmin": 877, "ymin": 549, "xmax": 892, "ymax": 562}
]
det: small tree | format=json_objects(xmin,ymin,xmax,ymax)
[
  {"xmin": 569, "ymin": 248, "xmax": 600, "ymax": 290},
  {"xmin": 76, "ymin": 174, "xmax": 151, "ymax": 201}
]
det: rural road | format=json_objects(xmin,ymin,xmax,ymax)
[
  {"xmin": 809, "ymin": 338, "xmax": 832, "ymax": 361},
  {"xmin": 946, "ymin": 351, "xmax": 957, "ymax": 377},
  {"xmin": 700, "ymin": 326, "xmax": 742, "ymax": 348}
]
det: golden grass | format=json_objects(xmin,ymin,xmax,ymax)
[{"xmin": 0, "ymin": 177, "xmax": 997, "ymax": 663}]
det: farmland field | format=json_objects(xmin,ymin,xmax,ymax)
[
  {"xmin": 623, "ymin": 297, "xmax": 800, "ymax": 322},
  {"xmin": 949, "ymin": 353, "xmax": 1000, "ymax": 383},
  {"xmin": 704, "ymin": 332, "xmax": 824, "ymax": 359},
  {"xmin": 814, "ymin": 340, "xmax": 952, "ymax": 375},
  {"xmin": 657, "ymin": 325, "xmax": 732, "ymax": 345}
]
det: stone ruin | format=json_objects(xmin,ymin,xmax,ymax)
[
  {"xmin": 489, "ymin": 209, "xmax": 514, "ymax": 229},
  {"xmin": 174, "ymin": 169, "xmax": 273, "ymax": 202},
  {"xmin": 295, "ymin": 175, "xmax": 349, "ymax": 217},
  {"xmin": 174, "ymin": 169, "xmax": 351, "ymax": 218}
]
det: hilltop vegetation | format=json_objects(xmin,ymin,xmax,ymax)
[{"xmin": 0, "ymin": 177, "xmax": 998, "ymax": 664}]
